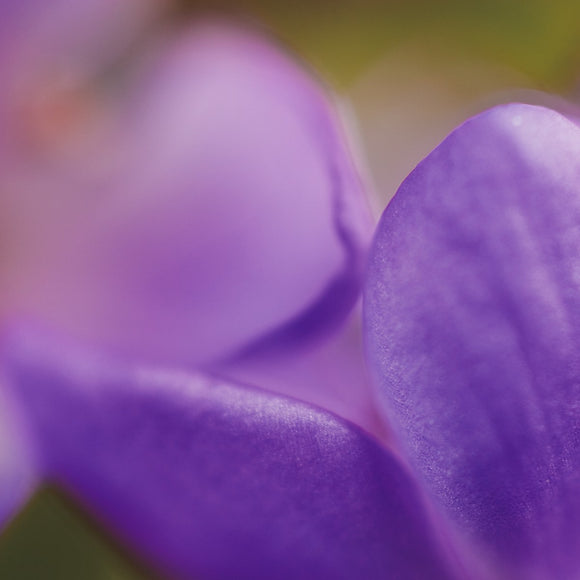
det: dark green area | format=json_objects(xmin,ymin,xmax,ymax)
[
  {"xmin": 0, "ymin": 488, "xmax": 155, "ymax": 580},
  {"xmin": 181, "ymin": 0, "xmax": 580, "ymax": 90}
]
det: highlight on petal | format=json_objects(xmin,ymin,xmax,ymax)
[
  {"xmin": 7, "ymin": 22, "xmax": 373, "ymax": 368},
  {"xmin": 2, "ymin": 328, "xmax": 461, "ymax": 580},
  {"xmin": 364, "ymin": 103, "xmax": 580, "ymax": 578}
]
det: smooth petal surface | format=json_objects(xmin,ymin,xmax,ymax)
[
  {"xmin": 365, "ymin": 104, "xmax": 580, "ymax": 579},
  {"xmin": 8, "ymin": 22, "xmax": 372, "ymax": 368},
  {"xmin": 2, "ymin": 328, "xmax": 459, "ymax": 580}
]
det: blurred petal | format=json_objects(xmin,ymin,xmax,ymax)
[
  {"xmin": 0, "ymin": 0, "xmax": 164, "ymax": 155},
  {"xmin": 365, "ymin": 104, "xmax": 580, "ymax": 578},
  {"xmin": 0, "ymin": 0, "xmax": 167, "ymax": 329},
  {"xmin": 0, "ymin": 0, "xmax": 160, "ymax": 537},
  {"xmin": 0, "ymin": 387, "xmax": 36, "ymax": 529},
  {"xmin": 3, "ymin": 329, "xmax": 459, "ymax": 580},
  {"xmin": 9, "ymin": 23, "xmax": 373, "ymax": 367},
  {"xmin": 0, "ymin": 0, "xmax": 162, "ymax": 93}
]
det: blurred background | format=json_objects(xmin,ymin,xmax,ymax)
[{"xmin": 2, "ymin": 0, "xmax": 580, "ymax": 577}]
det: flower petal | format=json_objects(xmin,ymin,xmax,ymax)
[
  {"xmin": 0, "ymin": 387, "xmax": 36, "ymax": 529},
  {"xmin": 222, "ymin": 307, "xmax": 390, "ymax": 442},
  {"xmin": 10, "ymin": 23, "xmax": 373, "ymax": 368},
  {"xmin": 3, "ymin": 328, "xmax": 459, "ymax": 580},
  {"xmin": 365, "ymin": 103, "xmax": 580, "ymax": 578}
]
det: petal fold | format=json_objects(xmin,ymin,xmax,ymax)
[
  {"xmin": 223, "ymin": 308, "xmax": 390, "ymax": 442},
  {"xmin": 3, "ymin": 328, "xmax": 458, "ymax": 580}
]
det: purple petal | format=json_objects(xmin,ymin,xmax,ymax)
[
  {"xmin": 222, "ymin": 307, "xmax": 390, "ymax": 442},
  {"xmin": 9, "ymin": 22, "xmax": 373, "ymax": 368},
  {"xmin": 0, "ymin": 387, "xmax": 37, "ymax": 529},
  {"xmin": 365, "ymin": 103, "xmax": 580, "ymax": 578},
  {"xmin": 2, "ymin": 328, "xmax": 460, "ymax": 580}
]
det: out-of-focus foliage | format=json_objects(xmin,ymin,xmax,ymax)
[
  {"xmin": 180, "ymin": 0, "xmax": 580, "ymax": 90},
  {"xmin": 0, "ymin": 488, "xmax": 153, "ymax": 579}
]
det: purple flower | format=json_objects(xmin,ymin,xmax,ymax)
[
  {"xmin": 2, "ymin": 4, "xmax": 580, "ymax": 580},
  {"xmin": 0, "ymin": 0, "xmax": 381, "ymax": 433},
  {"xmin": 0, "ymin": 8, "xmax": 402, "ymax": 579}
]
